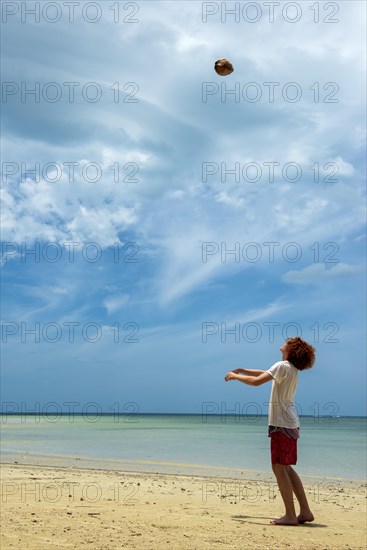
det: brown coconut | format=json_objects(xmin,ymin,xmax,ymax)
[{"xmin": 214, "ymin": 58, "xmax": 234, "ymax": 76}]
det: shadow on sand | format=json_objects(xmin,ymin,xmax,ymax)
[{"xmin": 231, "ymin": 515, "xmax": 327, "ymax": 527}]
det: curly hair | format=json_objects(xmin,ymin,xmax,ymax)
[{"xmin": 286, "ymin": 337, "xmax": 316, "ymax": 371}]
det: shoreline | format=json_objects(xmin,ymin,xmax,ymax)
[
  {"xmin": 1, "ymin": 452, "xmax": 365, "ymax": 488},
  {"xmin": 1, "ymin": 463, "xmax": 366, "ymax": 550}
]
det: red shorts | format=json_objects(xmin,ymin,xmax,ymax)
[{"xmin": 270, "ymin": 431, "xmax": 297, "ymax": 466}]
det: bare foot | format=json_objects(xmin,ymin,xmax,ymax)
[
  {"xmin": 270, "ymin": 515, "xmax": 298, "ymax": 526},
  {"xmin": 297, "ymin": 512, "xmax": 314, "ymax": 524}
]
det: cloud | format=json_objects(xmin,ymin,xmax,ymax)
[
  {"xmin": 282, "ymin": 263, "xmax": 362, "ymax": 285},
  {"xmin": 103, "ymin": 294, "xmax": 130, "ymax": 315},
  {"xmin": 1, "ymin": 1, "xmax": 366, "ymax": 416},
  {"xmin": 1, "ymin": 0, "xmax": 366, "ymax": 310}
]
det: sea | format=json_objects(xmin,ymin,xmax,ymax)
[{"xmin": 1, "ymin": 414, "xmax": 366, "ymax": 483}]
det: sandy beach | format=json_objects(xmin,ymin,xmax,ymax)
[{"xmin": 0, "ymin": 462, "xmax": 366, "ymax": 550}]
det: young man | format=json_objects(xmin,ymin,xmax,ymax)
[{"xmin": 224, "ymin": 337, "xmax": 315, "ymax": 525}]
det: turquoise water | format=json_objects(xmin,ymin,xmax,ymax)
[{"xmin": 1, "ymin": 415, "xmax": 366, "ymax": 481}]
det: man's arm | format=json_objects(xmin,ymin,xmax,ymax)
[
  {"xmin": 225, "ymin": 372, "xmax": 273, "ymax": 386},
  {"xmin": 234, "ymin": 368, "xmax": 266, "ymax": 377}
]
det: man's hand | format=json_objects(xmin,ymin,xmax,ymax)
[{"xmin": 224, "ymin": 371, "xmax": 238, "ymax": 381}]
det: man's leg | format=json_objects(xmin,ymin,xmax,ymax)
[
  {"xmin": 271, "ymin": 463, "xmax": 298, "ymax": 525},
  {"xmin": 287, "ymin": 466, "xmax": 314, "ymax": 523}
]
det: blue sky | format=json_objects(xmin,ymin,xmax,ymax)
[{"xmin": 1, "ymin": 1, "xmax": 366, "ymax": 416}]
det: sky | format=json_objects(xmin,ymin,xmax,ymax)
[{"xmin": 1, "ymin": 0, "xmax": 366, "ymax": 417}]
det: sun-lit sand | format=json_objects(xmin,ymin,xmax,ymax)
[{"xmin": 1, "ymin": 463, "xmax": 366, "ymax": 549}]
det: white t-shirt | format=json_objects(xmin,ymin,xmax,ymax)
[{"xmin": 267, "ymin": 360, "xmax": 299, "ymax": 428}]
